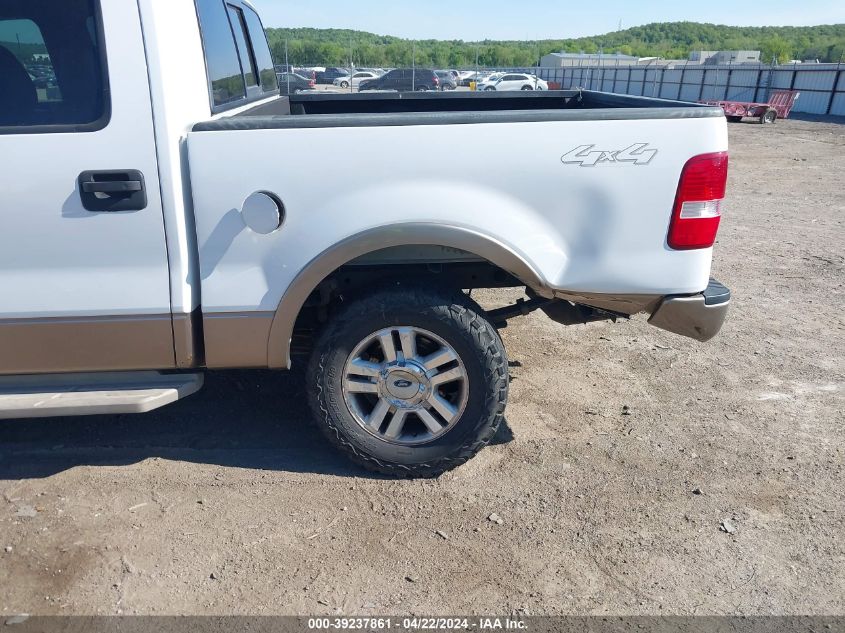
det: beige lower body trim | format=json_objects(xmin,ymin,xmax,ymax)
[
  {"xmin": 173, "ymin": 310, "xmax": 203, "ymax": 368},
  {"xmin": 202, "ymin": 312, "xmax": 274, "ymax": 369},
  {"xmin": 0, "ymin": 315, "xmax": 176, "ymax": 376}
]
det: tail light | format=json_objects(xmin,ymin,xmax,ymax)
[
  {"xmin": 433, "ymin": 76, "xmax": 440, "ymax": 86},
  {"xmin": 667, "ymin": 152, "xmax": 728, "ymax": 250},
  {"xmin": 309, "ymin": 80, "xmax": 315, "ymax": 87}
]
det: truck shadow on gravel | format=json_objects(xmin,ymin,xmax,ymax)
[{"xmin": 0, "ymin": 370, "xmax": 514, "ymax": 480}]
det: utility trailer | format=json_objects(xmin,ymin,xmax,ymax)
[{"xmin": 702, "ymin": 90, "xmax": 800, "ymax": 124}]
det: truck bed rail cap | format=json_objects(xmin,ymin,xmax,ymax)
[{"xmin": 192, "ymin": 106, "xmax": 725, "ymax": 132}]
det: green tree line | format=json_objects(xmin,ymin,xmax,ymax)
[{"xmin": 264, "ymin": 22, "xmax": 845, "ymax": 67}]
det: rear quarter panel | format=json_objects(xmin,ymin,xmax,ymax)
[{"xmin": 187, "ymin": 115, "xmax": 728, "ymax": 314}]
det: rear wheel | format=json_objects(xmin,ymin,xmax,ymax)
[
  {"xmin": 521, "ymin": 85, "xmax": 534, "ymax": 91},
  {"xmin": 760, "ymin": 109, "xmax": 777, "ymax": 124},
  {"xmin": 307, "ymin": 286, "xmax": 508, "ymax": 478}
]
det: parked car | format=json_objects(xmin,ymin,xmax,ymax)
[
  {"xmin": 457, "ymin": 70, "xmax": 477, "ymax": 86},
  {"xmin": 359, "ymin": 68, "xmax": 440, "ymax": 92},
  {"xmin": 443, "ymin": 69, "xmax": 460, "ymax": 83},
  {"xmin": 277, "ymin": 72, "xmax": 315, "ymax": 94},
  {"xmin": 484, "ymin": 73, "xmax": 548, "ymax": 91},
  {"xmin": 435, "ymin": 71, "xmax": 457, "ymax": 91},
  {"xmin": 295, "ymin": 68, "xmax": 316, "ymax": 82},
  {"xmin": 475, "ymin": 72, "xmax": 505, "ymax": 90},
  {"xmin": 0, "ymin": 0, "xmax": 731, "ymax": 478},
  {"xmin": 333, "ymin": 71, "xmax": 379, "ymax": 90},
  {"xmin": 276, "ymin": 65, "xmax": 316, "ymax": 83},
  {"xmin": 315, "ymin": 67, "xmax": 350, "ymax": 84}
]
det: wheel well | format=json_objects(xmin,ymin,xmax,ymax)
[
  {"xmin": 266, "ymin": 225, "xmax": 548, "ymax": 369},
  {"xmin": 289, "ymin": 254, "xmax": 524, "ymax": 357}
]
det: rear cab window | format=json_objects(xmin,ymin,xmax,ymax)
[
  {"xmin": 227, "ymin": 4, "xmax": 257, "ymax": 88},
  {"xmin": 240, "ymin": 5, "xmax": 277, "ymax": 93},
  {"xmin": 194, "ymin": 0, "xmax": 278, "ymax": 113},
  {"xmin": 0, "ymin": 0, "xmax": 109, "ymax": 132}
]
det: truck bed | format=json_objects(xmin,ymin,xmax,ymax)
[{"xmin": 195, "ymin": 90, "xmax": 723, "ymax": 131}]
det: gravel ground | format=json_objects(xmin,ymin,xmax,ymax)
[{"xmin": 0, "ymin": 118, "xmax": 843, "ymax": 616}]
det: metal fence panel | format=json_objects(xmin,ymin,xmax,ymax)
[
  {"xmin": 702, "ymin": 69, "xmax": 726, "ymax": 100},
  {"xmin": 731, "ymin": 69, "xmax": 759, "ymax": 85},
  {"xmin": 685, "ymin": 69, "xmax": 705, "ymax": 84},
  {"xmin": 615, "ymin": 68, "xmax": 630, "ymax": 89},
  {"xmin": 796, "ymin": 90, "xmax": 835, "ymax": 114},
  {"xmin": 663, "ymin": 69, "xmax": 683, "ymax": 83},
  {"xmin": 529, "ymin": 61, "xmax": 842, "ymax": 115},
  {"xmin": 726, "ymin": 84, "xmax": 756, "ymax": 101},
  {"xmin": 771, "ymin": 70, "xmax": 795, "ymax": 89},
  {"xmin": 831, "ymin": 93, "xmax": 845, "ymax": 116},
  {"xmin": 679, "ymin": 83, "xmax": 702, "ymax": 102},
  {"xmin": 793, "ymin": 70, "xmax": 837, "ymax": 91},
  {"xmin": 660, "ymin": 81, "xmax": 681, "ymax": 101}
]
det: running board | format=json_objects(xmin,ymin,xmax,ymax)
[{"xmin": 0, "ymin": 372, "xmax": 204, "ymax": 420}]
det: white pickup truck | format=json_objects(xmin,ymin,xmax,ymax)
[{"xmin": 0, "ymin": 0, "xmax": 731, "ymax": 476}]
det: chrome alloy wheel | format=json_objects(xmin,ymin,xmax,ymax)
[{"xmin": 342, "ymin": 326, "xmax": 469, "ymax": 446}]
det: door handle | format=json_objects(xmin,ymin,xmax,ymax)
[
  {"xmin": 78, "ymin": 170, "xmax": 147, "ymax": 212},
  {"xmin": 82, "ymin": 180, "xmax": 143, "ymax": 194}
]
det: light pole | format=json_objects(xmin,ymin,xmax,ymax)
[{"xmin": 284, "ymin": 39, "xmax": 290, "ymax": 95}]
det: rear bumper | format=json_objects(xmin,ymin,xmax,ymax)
[{"xmin": 647, "ymin": 278, "xmax": 731, "ymax": 342}]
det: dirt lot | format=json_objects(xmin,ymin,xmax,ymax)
[{"xmin": 1, "ymin": 118, "xmax": 843, "ymax": 616}]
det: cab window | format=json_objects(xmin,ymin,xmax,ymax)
[
  {"xmin": 0, "ymin": 0, "xmax": 108, "ymax": 131},
  {"xmin": 195, "ymin": 0, "xmax": 278, "ymax": 112},
  {"xmin": 226, "ymin": 4, "xmax": 257, "ymax": 88},
  {"xmin": 195, "ymin": 0, "xmax": 246, "ymax": 108},
  {"xmin": 241, "ymin": 5, "xmax": 278, "ymax": 93}
]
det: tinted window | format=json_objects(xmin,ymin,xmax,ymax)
[
  {"xmin": 195, "ymin": 0, "xmax": 245, "ymax": 108},
  {"xmin": 226, "ymin": 5, "xmax": 256, "ymax": 87},
  {"xmin": 242, "ymin": 6, "xmax": 278, "ymax": 92},
  {"xmin": 0, "ymin": 0, "xmax": 107, "ymax": 130}
]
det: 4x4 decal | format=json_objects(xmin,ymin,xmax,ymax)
[{"xmin": 561, "ymin": 143, "xmax": 657, "ymax": 167}]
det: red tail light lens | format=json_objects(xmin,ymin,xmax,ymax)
[{"xmin": 667, "ymin": 152, "xmax": 728, "ymax": 250}]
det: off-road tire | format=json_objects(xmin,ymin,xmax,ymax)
[{"xmin": 306, "ymin": 285, "xmax": 509, "ymax": 478}]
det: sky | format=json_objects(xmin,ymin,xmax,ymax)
[{"xmin": 251, "ymin": 0, "xmax": 845, "ymax": 40}]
